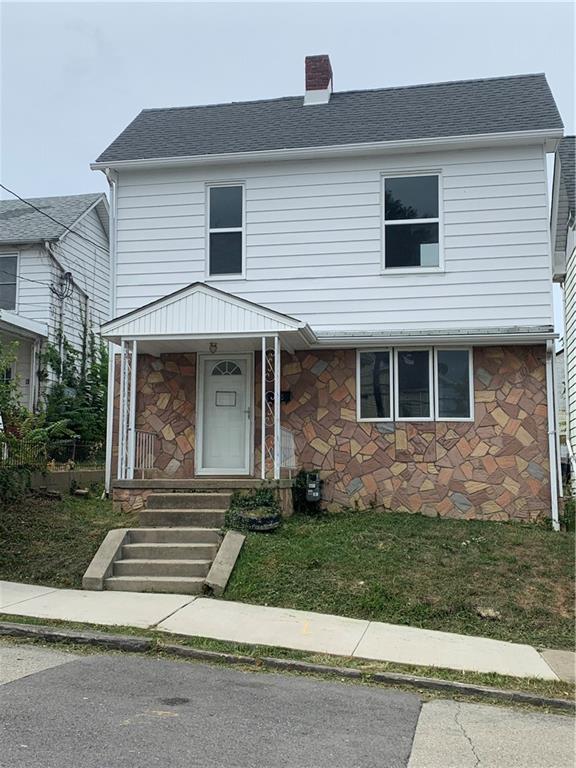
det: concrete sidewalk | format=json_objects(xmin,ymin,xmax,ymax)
[{"xmin": 0, "ymin": 580, "xmax": 571, "ymax": 682}]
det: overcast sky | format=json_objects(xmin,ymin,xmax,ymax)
[
  {"xmin": 1, "ymin": 1, "xmax": 574, "ymax": 334},
  {"xmin": 1, "ymin": 1, "xmax": 574, "ymax": 198}
]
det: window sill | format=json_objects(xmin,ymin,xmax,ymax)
[
  {"xmin": 380, "ymin": 267, "xmax": 445, "ymax": 275},
  {"xmin": 206, "ymin": 274, "xmax": 247, "ymax": 281}
]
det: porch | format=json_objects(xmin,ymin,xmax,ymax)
[{"xmin": 102, "ymin": 283, "xmax": 312, "ymax": 491}]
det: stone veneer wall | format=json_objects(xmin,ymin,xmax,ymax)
[
  {"xmin": 135, "ymin": 353, "xmax": 197, "ymax": 477},
  {"xmin": 113, "ymin": 345, "xmax": 550, "ymax": 522},
  {"xmin": 279, "ymin": 346, "xmax": 550, "ymax": 522}
]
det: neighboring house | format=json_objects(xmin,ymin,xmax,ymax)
[
  {"xmin": 555, "ymin": 347, "xmax": 567, "ymax": 437},
  {"xmin": 551, "ymin": 135, "xmax": 576, "ymax": 487},
  {"xmin": 94, "ymin": 56, "xmax": 565, "ymax": 526},
  {"xmin": 0, "ymin": 193, "xmax": 109, "ymax": 409}
]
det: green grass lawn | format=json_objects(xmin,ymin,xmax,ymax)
[
  {"xmin": 1, "ymin": 494, "xmax": 574, "ymax": 652},
  {"xmin": 225, "ymin": 511, "xmax": 575, "ymax": 650},
  {"xmin": 0, "ymin": 493, "xmax": 137, "ymax": 589}
]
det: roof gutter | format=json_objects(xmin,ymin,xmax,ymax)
[
  {"xmin": 91, "ymin": 128, "xmax": 564, "ymax": 171},
  {"xmin": 313, "ymin": 330, "xmax": 558, "ymax": 348}
]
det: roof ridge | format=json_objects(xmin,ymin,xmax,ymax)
[
  {"xmin": 0, "ymin": 192, "xmax": 104, "ymax": 205},
  {"xmin": 140, "ymin": 72, "xmax": 547, "ymax": 115}
]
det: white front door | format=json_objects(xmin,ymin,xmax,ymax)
[{"xmin": 197, "ymin": 355, "xmax": 252, "ymax": 475}]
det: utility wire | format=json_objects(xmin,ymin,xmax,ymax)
[
  {"xmin": 0, "ymin": 266, "xmax": 52, "ymax": 288},
  {"xmin": 0, "ymin": 183, "xmax": 109, "ymax": 255}
]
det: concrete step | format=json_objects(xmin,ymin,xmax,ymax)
[
  {"xmin": 139, "ymin": 509, "xmax": 226, "ymax": 528},
  {"xmin": 114, "ymin": 558, "xmax": 212, "ymax": 577},
  {"xmin": 121, "ymin": 542, "xmax": 218, "ymax": 560},
  {"xmin": 146, "ymin": 493, "xmax": 231, "ymax": 510},
  {"xmin": 129, "ymin": 527, "xmax": 221, "ymax": 544},
  {"xmin": 104, "ymin": 575, "xmax": 205, "ymax": 594}
]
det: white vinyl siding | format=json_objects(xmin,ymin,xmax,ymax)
[
  {"xmin": 565, "ymin": 230, "xmax": 576, "ymax": 454},
  {"xmin": 113, "ymin": 144, "xmax": 553, "ymax": 332},
  {"xmin": 53, "ymin": 204, "xmax": 110, "ymax": 351}
]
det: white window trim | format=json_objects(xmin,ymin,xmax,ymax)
[
  {"xmin": 434, "ymin": 347, "xmax": 475, "ymax": 423},
  {"xmin": 205, "ymin": 182, "xmax": 246, "ymax": 280},
  {"xmin": 357, "ymin": 346, "xmax": 475, "ymax": 423},
  {"xmin": 394, "ymin": 348, "xmax": 434, "ymax": 422},
  {"xmin": 356, "ymin": 348, "xmax": 394, "ymax": 422},
  {"xmin": 0, "ymin": 251, "xmax": 20, "ymax": 312},
  {"xmin": 381, "ymin": 171, "xmax": 444, "ymax": 274}
]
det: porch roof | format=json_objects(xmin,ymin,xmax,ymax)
[{"xmin": 101, "ymin": 282, "xmax": 316, "ymax": 345}]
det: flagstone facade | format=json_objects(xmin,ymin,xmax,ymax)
[{"xmin": 113, "ymin": 344, "xmax": 550, "ymax": 522}]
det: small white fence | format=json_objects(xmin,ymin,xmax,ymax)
[
  {"xmin": 134, "ymin": 431, "xmax": 157, "ymax": 478},
  {"xmin": 280, "ymin": 426, "xmax": 297, "ymax": 475}
]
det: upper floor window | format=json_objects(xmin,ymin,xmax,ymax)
[
  {"xmin": 0, "ymin": 254, "xmax": 18, "ymax": 311},
  {"xmin": 208, "ymin": 185, "xmax": 244, "ymax": 277},
  {"xmin": 383, "ymin": 174, "xmax": 440, "ymax": 270}
]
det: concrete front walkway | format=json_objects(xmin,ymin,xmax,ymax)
[{"xmin": 0, "ymin": 580, "xmax": 570, "ymax": 682}]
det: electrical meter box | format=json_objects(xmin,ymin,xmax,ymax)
[{"xmin": 305, "ymin": 472, "xmax": 321, "ymax": 502}]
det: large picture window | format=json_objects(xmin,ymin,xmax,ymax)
[
  {"xmin": 383, "ymin": 174, "xmax": 440, "ymax": 269},
  {"xmin": 0, "ymin": 254, "xmax": 18, "ymax": 310},
  {"xmin": 208, "ymin": 185, "xmax": 244, "ymax": 276},
  {"xmin": 357, "ymin": 347, "xmax": 473, "ymax": 422}
]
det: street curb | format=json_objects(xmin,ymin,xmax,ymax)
[
  {"xmin": 0, "ymin": 621, "xmax": 154, "ymax": 653},
  {"xmin": 1, "ymin": 621, "xmax": 573, "ymax": 713}
]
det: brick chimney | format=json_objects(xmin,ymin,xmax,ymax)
[{"xmin": 304, "ymin": 55, "xmax": 333, "ymax": 106}]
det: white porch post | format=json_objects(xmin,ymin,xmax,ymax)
[
  {"xmin": 127, "ymin": 340, "xmax": 138, "ymax": 480},
  {"xmin": 117, "ymin": 339, "xmax": 127, "ymax": 480},
  {"xmin": 104, "ymin": 342, "xmax": 116, "ymax": 493},
  {"xmin": 117, "ymin": 339, "xmax": 137, "ymax": 481},
  {"xmin": 273, "ymin": 334, "xmax": 281, "ymax": 481},
  {"xmin": 261, "ymin": 335, "xmax": 267, "ymax": 480}
]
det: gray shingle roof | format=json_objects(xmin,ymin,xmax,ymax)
[
  {"xmin": 96, "ymin": 73, "xmax": 563, "ymax": 164},
  {"xmin": 0, "ymin": 193, "xmax": 105, "ymax": 245},
  {"xmin": 554, "ymin": 135, "xmax": 575, "ymax": 253}
]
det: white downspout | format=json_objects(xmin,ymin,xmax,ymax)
[
  {"xmin": 546, "ymin": 340, "xmax": 560, "ymax": 530},
  {"xmin": 103, "ymin": 169, "xmax": 117, "ymax": 495}
]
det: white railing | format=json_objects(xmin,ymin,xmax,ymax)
[
  {"xmin": 134, "ymin": 430, "xmax": 156, "ymax": 478},
  {"xmin": 280, "ymin": 426, "xmax": 297, "ymax": 475}
]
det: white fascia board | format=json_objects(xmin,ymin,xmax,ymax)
[
  {"xmin": 91, "ymin": 129, "xmax": 563, "ymax": 171},
  {"xmin": 102, "ymin": 328, "xmax": 314, "ymax": 347},
  {"xmin": 56, "ymin": 193, "xmax": 109, "ymax": 246},
  {"xmin": 0, "ymin": 311, "xmax": 48, "ymax": 338}
]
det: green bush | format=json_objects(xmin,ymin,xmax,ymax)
[
  {"xmin": 561, "ymin": 495, "xmax": 575, "ymax": 533},
  {"xmin": 0, "ymin": 467, "xmax": 31, "ymax": 505},
  {"xmin": 227, "ymin": 486, "xmax": 281, "ymax": 530},
  {"xmin": 42, "ymin": 334, "xmax": 108, "ymax": 445}
]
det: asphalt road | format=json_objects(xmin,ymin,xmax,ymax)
[
  {"xmin": 0, "ymin": 644, "xmax": 421, "ymax": 768},
  {"xmin": 1, "ymin": 643, "xmax": 574, "ymax": 768}
]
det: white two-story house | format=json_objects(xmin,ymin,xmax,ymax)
[
  {"xmin": 94, "ymin": 56, "xmax": 564, "ymax": 526},
  {"xmin": 0, "ymin": 193, "xmax": 109, "ymax": 408}
]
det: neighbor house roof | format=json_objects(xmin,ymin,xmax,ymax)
[
  {"xmin": 553, "ymin": 135, "xmax": 575, "ymax": 253},
  {"xmin": 95, "ymin": 73, "xmax": 563, "ymax": 164},
  {"xmin": 0, "ymin": 193, "xmax": 106, "ymax": 245},
  {"xmin": 558, "ymin": 135, "xmax": 575, "ymax": 216}
]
